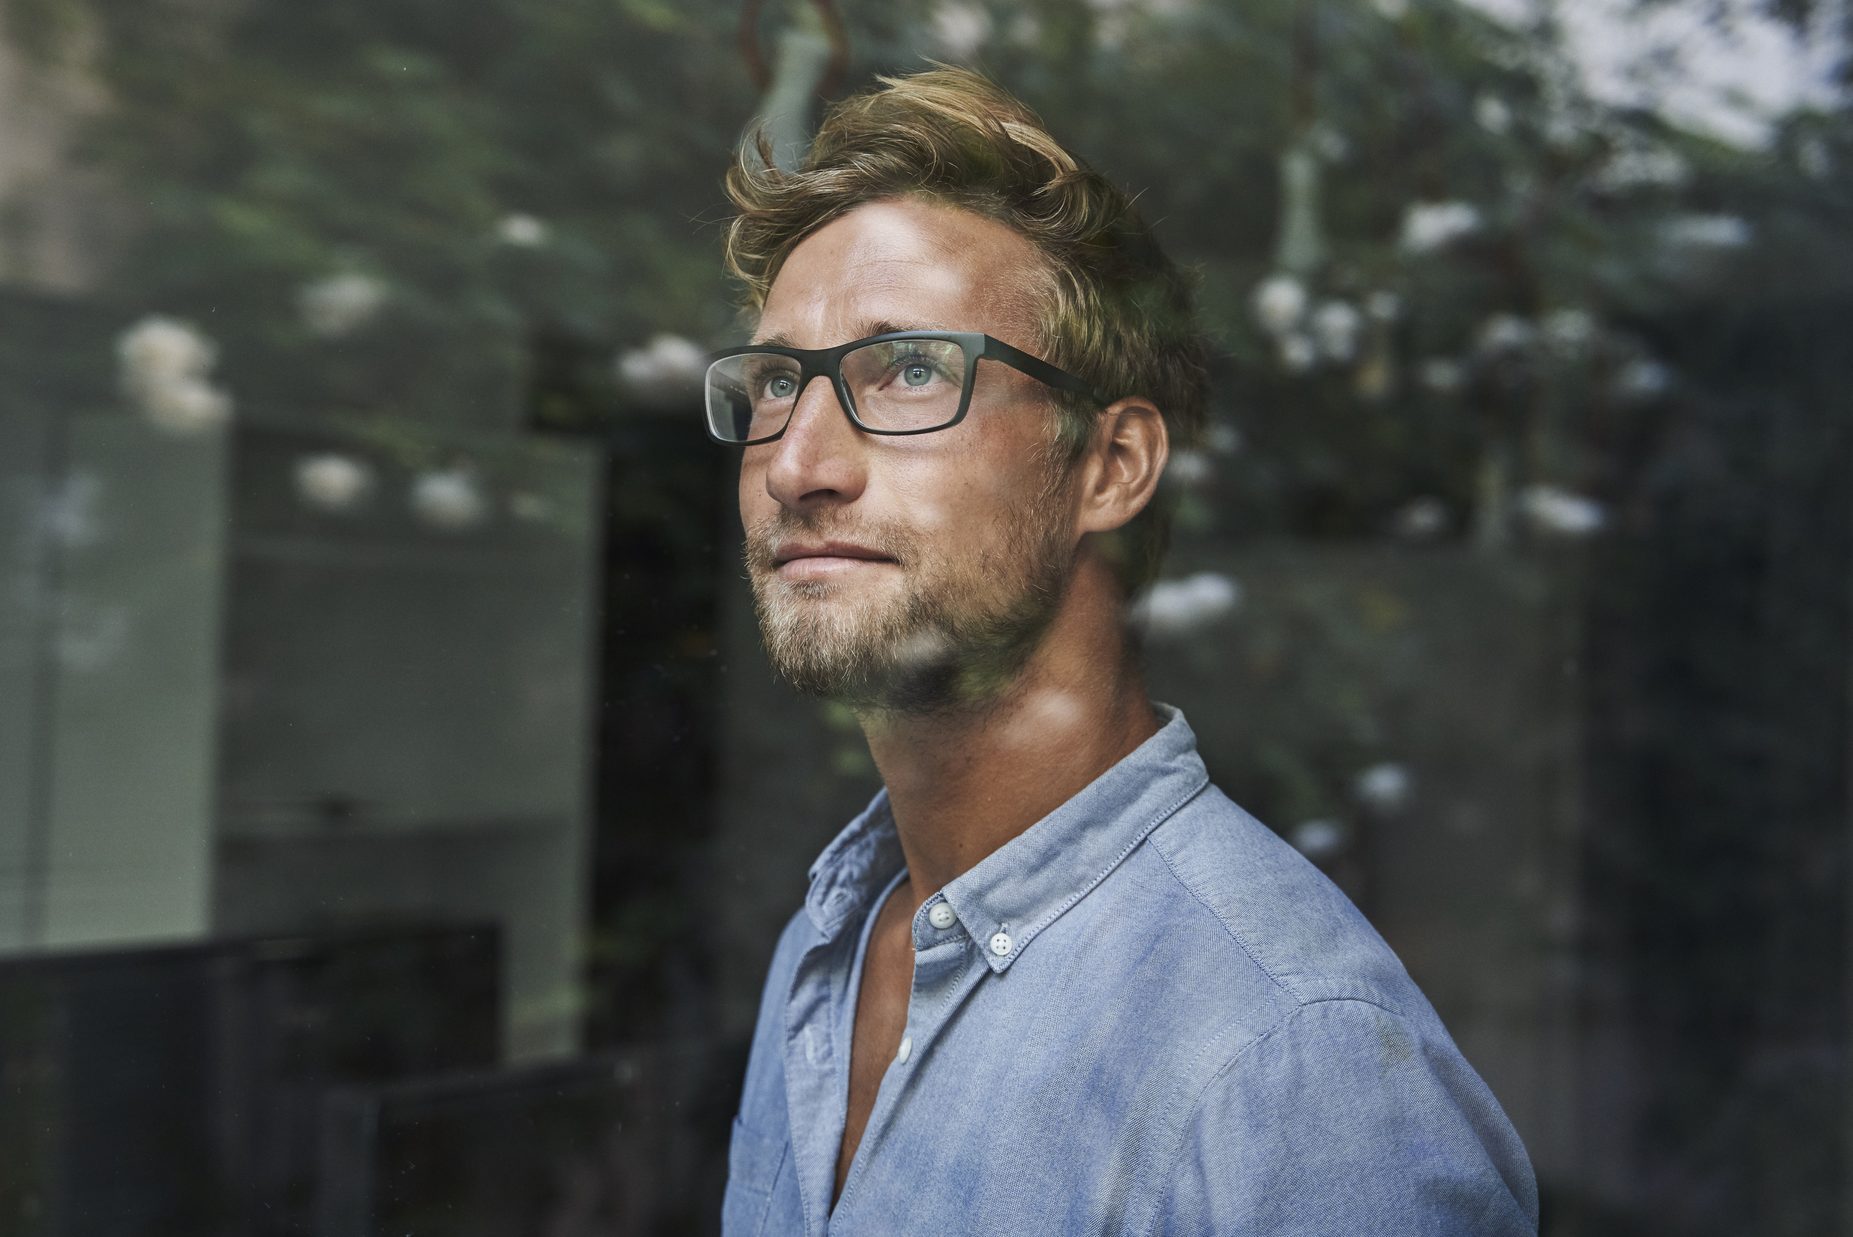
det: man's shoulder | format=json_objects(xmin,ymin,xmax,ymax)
[
  {"xmin": 1117, "ymin": 781, "xmax": 1436, "ymax": 1025},
  {"xmin": 1126, "ymin": 786, "xmax": 1541, "ymax": 1232}
]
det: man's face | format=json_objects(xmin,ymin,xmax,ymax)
[{"xmin": 739, "ymin": 197, "xmax": 1081, "ymax": 713}]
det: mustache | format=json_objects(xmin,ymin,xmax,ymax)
[{"xmin": 743, "ymin": 510, "xmax": 917, "ymax": 574}]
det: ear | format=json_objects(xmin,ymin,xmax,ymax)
[{"xmin": 1074, "ymin": 397, "xmax": 1169, "ymax": 536}]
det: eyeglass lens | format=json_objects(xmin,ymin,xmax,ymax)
[{"xmin": 705, "ymin": 338, "xmax": 969, "ymax": 442}]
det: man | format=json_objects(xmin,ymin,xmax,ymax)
[{"xmin": 713, "ymin": 67, "xmax": 1537, "ymax": 1235}]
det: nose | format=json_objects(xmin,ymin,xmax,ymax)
[{"xmin": 760, "ymin": 373, "xmax": 868, "ymax": 511}]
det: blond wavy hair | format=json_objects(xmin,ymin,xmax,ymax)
[{"xmin": 722, "ymin": 66, "xmax": 1207, "ymax": 596}]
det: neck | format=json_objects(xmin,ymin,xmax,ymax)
[{"xmin": 856, "ymin": 555, "xmax": 1160, "ymax": 912}]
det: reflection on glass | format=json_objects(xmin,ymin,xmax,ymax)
[{"xmin": 0, "ymin": 0, "xmax": 1846, "ymax": 1232}]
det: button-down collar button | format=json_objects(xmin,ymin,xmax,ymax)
[
  {"xmin": 928, "ymin": 903, "xmax": 956, "ymax": 930},
  {"xmin": 896, "ymin": 1035, "xmax": 913, "ymax": 1064},
  {"xmin": 988, "ymin": 931, "xmax": 1013, "ymax": 957}
]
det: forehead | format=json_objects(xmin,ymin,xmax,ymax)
[{"xmin": 756, "ymin": 197, "xmax": 1048, "ymax": 347}]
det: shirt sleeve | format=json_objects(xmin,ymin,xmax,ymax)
[{"xmin": 1153, "ymin": 998, "xmax": 1539, "ymax": 1236}]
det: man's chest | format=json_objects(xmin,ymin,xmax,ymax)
[
  {"xmin": 742, "ymin": 980, "xmax": 1208, "ymax": 1237},
  {"xmin": 834, "ymin": 889, "xmax": 916, "ymax": 1198},
  {"xmin": 744, "ymin": 915, "xmax": 1241, "ymax": 1236}
]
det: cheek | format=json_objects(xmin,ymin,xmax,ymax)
[
  {"xmin": 738, "ymin": 456, "xmax": 772, "ymax": 527},
  {"xmin": 880, "ymin": 447, "xmax": 1005, "ymax": 543},
  {"xmin": 885, "ymin": 444, "xmax": 1045, "ymax": 559}
]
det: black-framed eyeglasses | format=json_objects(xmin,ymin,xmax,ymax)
[{"xmin": 703, "ymin": 330, "xmax": 1106, "ymax": 446}]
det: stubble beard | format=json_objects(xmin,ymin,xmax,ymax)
[{"xmin": 744, "ymin": 486, "xmax": 1076, "ymax": 716}]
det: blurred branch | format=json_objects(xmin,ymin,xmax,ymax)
[{"xmin": 737, "ymin": 0, "xmax": 850, "ymax": 97}]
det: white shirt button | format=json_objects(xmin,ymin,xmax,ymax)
[
  {"xmin": 896, "ymin": 1035, "xmax": 913, "ymax": 1064},
  {"xmin": 927, "ymin": 903, "xmax": 956, "ymax": 930},
  {"xmin": 989, "ymin": 931, "xmax": 1013, "ymax": 957}
]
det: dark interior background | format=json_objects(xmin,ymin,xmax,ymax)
[{"xmin": 2, "ymin": 1, "xmax": 1849, "ymax": 1233}]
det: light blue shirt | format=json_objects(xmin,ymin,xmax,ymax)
[{"xmin": 723, "ymin": 706, "xmax": 1538, "ymax": 1235}]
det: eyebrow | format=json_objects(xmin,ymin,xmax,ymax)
[{"xmin": 750, "ymin": 320, "xmax": 945, "ymax": 348}]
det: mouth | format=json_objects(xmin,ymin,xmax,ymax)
[{"xmin": 771, "ymin": 540, "xmax": 898, "ymax": 579}]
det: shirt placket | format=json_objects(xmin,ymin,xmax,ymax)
[
  {"xmin": 782, "ymin": 924, "xmax": 856, "ymax": 1237},
  {"xmin": 828, "ymin": 894, "xmax": 990, "ymax": 1228}
]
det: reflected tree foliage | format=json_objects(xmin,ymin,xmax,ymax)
[{"xmin": 5, "ymin": 0, "xmax": 1850, "ymax": 1232}]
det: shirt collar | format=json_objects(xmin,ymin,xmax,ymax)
[
  {"xmin": 803, "ymin": 704, "xmax": 1210, "ymax": 973},
  {"xmin": 804, "ymin": 790, "xmax": 906, "ymax": 940}
]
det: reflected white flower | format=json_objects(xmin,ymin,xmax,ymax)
[
  {"xmin": 616, "ymin": 333, "xmax": 707, "ymax": 404},
  {"xmin": 496, "ymin": 213, "xmax": 548, "ymax": 246},
  {"xmin": 1518, "ymin": 484, "xmax": 1606, "ymax": 537},
  {"xmin": 1595, "ymin": 146, "xmax": 1691, "ymax": 191},
  {"xmin": 1398, "ymin": 200, "xmax": 1482, "ymax": 254},
  {"xmin": 1418, "ymin": 358, "xmax": 1465, "ymax": 394},
  {"xmin": 1614, "ymin": 357, "xmax": 1672, "ymax": 402},
  {"xmin": 294, "ymin": 453, "xmax": 374, "ymax": 512},
  {"xmin": 1251, "ymin": 273, "xmax": 1308, "ymax": 336},
  {"xmin": 1089, "ymin": 0, "xmax": 1131, "ymax": 51},
  {"xmin": 892, "ymin": 627, "xmax": 955, "ymax": 676},
  {"xmin": 1355, "ymin": 762, "xmax": 1412, "ymax": 812},
  {"xmin": 118, "ymin": 316, "xmax": 216, "ymax": 388},
  {"xmin": 140, "ymin": 378, "xmax": 232, "ymax": 434},
  {"xmin": 1475, "ymin": 94, "xmax": 1514, "ymax": 135},
  {"xmin": 1660, "ymin": 213, "xmax": 1753, "ymax": 250},
  {"xmin": 1290, "ymin": 818, "xmax": 1348, "ymax": 863},
  {"xmin": 931, "ymin": 1, "xmax": 992, "ymax": 58},
  {"xmin": 1393, "ymin": 495, "xmax": 1450, "ymax": 540},
  {"xmin": 1365, "ymin": 291, "xmax": 1402, "ymax": 322},
  {"xmin": 1024, "ymin": 688, "xmax": 1086, "ymax": 735},
  {"xmin": 298, "ymin": 272, "xmax": 387, "ymax": 337},
  {"xmin": 36, "ymin": 473, "xmax": 103, "ymax": 549},
  {"xmin": 1369, "ymin": 0, "xmax": 1409, "ymax": 19},
  {"xmin": 1205, "ymin": 422, "xmax": 1243, "ymax": 456},
  {"xmin": 410, "ymin": 468, "xmax": 489, "ymax": 531},
  {"xmin": 1544, "ymin": 111, "xmax": 1583, "ymax": 150},
  {"xmin": 1166, "ymin": 449, "xmax": 1214, "ymax": 489},
  {"xmin": 1797, "ymin": 134, "xmax": 1832, "ymax": 180},
  {"xmin": 117, "ymin": 315, "xmax": 236, "ymax": 435},
  {"xmin": 1134, "ymin": 571, "xmax": 1243, "ymax": 639},
  {"xmin": 1277, "ymin": 333, "xmax": 1317, "ymax": 373},
  {"xmin": 1542, "ymin": 308, "xmax": 1597, "ymax": 357},
  {"xmin": 1311, "ymin": 300, "xmax": 1363, "ymax": 364},
  {"xmin": 1309, "ymin": 123, "xmax": 1350, "ymax": 163},
  {"xmin": 1082, "ymin": 0, "xmax": 1195, "ymax": 20},
  {"xmin": 1477, "ymin": 313, "xmax": 1535, "ymax": 355},
  {"xmin": 1504, "ymin": 167, "xmax": 1540, "ymax": 202}
]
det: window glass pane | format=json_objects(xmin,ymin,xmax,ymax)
[{"xmin": 0, "ymin": 3, "xmax": 1845, "ymax": 1232}]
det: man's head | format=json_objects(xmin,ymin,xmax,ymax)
[{"xmin": 720, "ymin": 68, "xmax": 1206, "ymax": 713}]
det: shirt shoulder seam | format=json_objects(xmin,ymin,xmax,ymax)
[
  {"xmin": 1137, "ymin": 997, "xmax": 1416, "ymax": 1237},
  {"xmin": 1146, "ymin": 824, "xmax": 1304, "ymax": 1004}
]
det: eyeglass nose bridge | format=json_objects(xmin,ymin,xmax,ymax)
[{"xmin": 772, "ymin": 361, "xmax": 861, "ymax": 440}]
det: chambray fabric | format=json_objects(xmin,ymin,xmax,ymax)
[{"xmin": 722, "ymin": 706, "xmax": 1538, "ymax": 1236}]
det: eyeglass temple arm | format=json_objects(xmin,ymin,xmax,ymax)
[{"xmin": 981, "ymin": 337, "xmax": 1109, "ymax": 406}]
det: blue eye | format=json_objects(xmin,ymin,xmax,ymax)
[
  {"xmin": 889, "ymin": 354, "xmax": 952, "ymax": 390},
  {"xmin": 763, "ymin": 374, "xmax": 797, "ymax": 400}
]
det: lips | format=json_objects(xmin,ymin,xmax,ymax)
[{"xmin": 770, "ymin": 537, "xmax": 900, "ymax": 577}]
